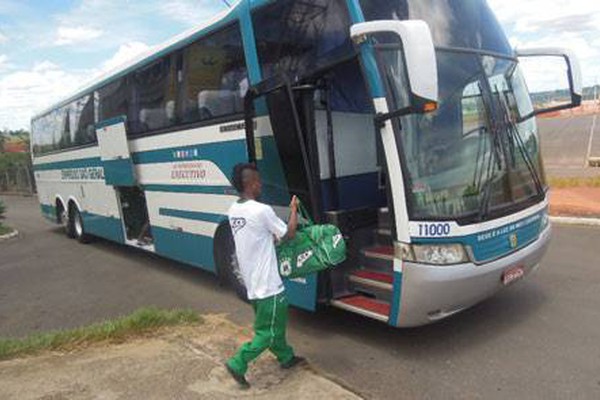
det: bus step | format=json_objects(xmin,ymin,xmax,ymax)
[
  {"xmin": 361, "ymin": 245, "xmax": 394, "ymax": 261},
  {"xmin": 331, "ymin": 295, "xmax": 390, "ymax": 322},
  {"xmin": 349, "ymin": 270, "xmax": 393, "ymax": 291}
]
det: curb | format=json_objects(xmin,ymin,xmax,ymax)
[
  {"xmin": 0, "ymin": 229, "xmax": 19, "ymax": 241},
  {"xmin": 550, "ymin": 216, "xmax": 600, "ymax": 227}
]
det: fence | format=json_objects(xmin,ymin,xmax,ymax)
[{"xmin": 0, "ymin": 164, "xmax": 36, "ymax": 195}]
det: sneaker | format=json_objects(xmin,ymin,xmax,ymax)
[
  {"xmin": 225, "ymin": 363, "xmax": 250, "ymax": 389},
  {"xmin": 281, "ymin": 356, "xmax": 306, "ymax": 369}
]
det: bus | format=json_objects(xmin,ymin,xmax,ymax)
[{"xmin": 31, "ymin": 0, "xmax": 582, "ymax": 327}]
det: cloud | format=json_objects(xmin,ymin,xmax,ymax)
[
  {"xmin": 0, "ymin": 54, "xmax": 13, "ymax": 73},
  {"xmin": 100, "ymin": 41, "xmax": 151, "ymax": 73},
  {"xmin": 0, "ymin": 31, "xmax": 7, "ymax": 44},
  {"xmin": 0, "ymin": 61, "xmax": 90, "ymax": 130},
  {"xmin": 488, "ymin": 0, "xmax": 600, "ymax": 86},
  {"xmin": 160, "ymin": 0, "xmax": 231, "ymax": 24},
  {"xmin": 54, "ymin": 26, "xmax": 103, "ymax": 46},
  {"xmin": 0, "ymin": 39, "xmax": 153, "ymax": 130}
]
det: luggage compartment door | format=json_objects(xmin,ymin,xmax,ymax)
[{"xmin": 96, "ymin": 117, "xmax": 137, "ymax": 186}]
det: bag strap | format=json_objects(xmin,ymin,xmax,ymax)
[{"xmin": 297, "ymin": 199, "xmax": 314, "ymax": 226}]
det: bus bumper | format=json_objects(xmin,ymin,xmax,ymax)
[{"xmin": 395, "ymin": 223, "xmax": 551, "ymax": 327}]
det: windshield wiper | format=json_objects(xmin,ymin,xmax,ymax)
[
  {"xmin": 476, "ymin": 84, "xmax": 505, "ymax": 222},
  {"xmin": 495, "ymin": 88, "xmax": 545, "ymax": 198}
]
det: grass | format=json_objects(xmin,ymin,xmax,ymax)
[
  {"xmin": 0, "ymin": 307, "xmax": 202, "ymax": 361},
  {"xmin": 0, "ymin": 223, "xmax": 13, "ymax": 236},
  {"xmin": 548, "ymin": 176, "xmax": 600, "ymax": 188}
]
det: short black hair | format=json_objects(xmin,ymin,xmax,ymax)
[{"xmin": 232, "ymin": 163, "xmax": 258, "ymax": 193}]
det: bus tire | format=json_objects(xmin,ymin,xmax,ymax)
[
  {"xmin": 213, "ymin": 222, "xmax": 248, "ymax": 303},
  {"xmin": 57, "ymin": 201, "xmax": 74, "ymax": 238},
  {"xmin": 70, "ymin": 206, "xmax": 91, "ymax": 244}
]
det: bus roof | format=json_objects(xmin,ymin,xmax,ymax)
[{"xmin": 32, "ymin": 0, "xmax": 271, "ymax": 121}]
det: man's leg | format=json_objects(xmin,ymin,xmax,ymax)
[
  {"xmin": 226, "ymin": 296, "xmax": 275, "ymax": 375},
  {"xmin": 268, "ymin": 292, "xmax": 295, "ymax": 365}
]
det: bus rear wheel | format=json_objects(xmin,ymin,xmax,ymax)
[
  {"xmin": 213, "ymin": 222, "xmax": 248, "ymax": 302},
  {"xmin": 58, "ymin": 202, "xmax": 75, "ymax": 238},
  {"xmin": 69, "ymin": 206, "xmax": 91, "ymax": 244}
]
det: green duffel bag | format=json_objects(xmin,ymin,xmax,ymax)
[{"xmin": 276, "ymin": 202, "xmax": 346, "ymax": 279}]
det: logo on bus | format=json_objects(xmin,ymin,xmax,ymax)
[
  {"xmin": 173, "ymin": 148, "xmax": 199, "ymax": 160},
  {"xmin": 509, "ymin": 233, "xmax": 518, "ymax": 249}
]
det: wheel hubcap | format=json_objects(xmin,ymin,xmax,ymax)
[{"xmin": 74, "ymin": 213, "xmax": 83, "ymax": 237}]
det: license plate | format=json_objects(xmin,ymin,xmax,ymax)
[{"xmin": 502, "ymin": 266, "xmax": 525, "ymax": 286}]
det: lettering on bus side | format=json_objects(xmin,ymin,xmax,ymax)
[
  {"xmin": 170, "ymin": 162, "xmax": 207, "ymax": 181},
  {"xmin": 219, "ymin": 121, "xmax": 256, "ymax": 133},
  {"xmin": 417, "ymin": 223, "xmax": 451, "ymax": 237},
  {"xmin": 61, "ymin": 167, "xmax": 105, "ymax": 181}
]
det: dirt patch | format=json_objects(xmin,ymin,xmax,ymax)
[
  {"xmin": 0, "ymin": 315, "xmax": 361, "ymax": 400},
  {"xmin": 549, "ymin": 187, "xmax": 600, "ymax": 217}
]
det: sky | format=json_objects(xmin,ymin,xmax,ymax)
[{"xmin": 0, "ymin": 0, "xmax": 599, "ymax": 130}]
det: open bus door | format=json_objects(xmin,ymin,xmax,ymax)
[{"xmin": 244, "ymin": 78, "xmax": 322, "ymax": 311}]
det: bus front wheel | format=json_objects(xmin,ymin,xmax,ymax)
[{"xmin": 213, "ymin": 222, "xmax": 248, "ymax": 302}]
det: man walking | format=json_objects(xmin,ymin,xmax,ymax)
[{"xmin": 225, "ymin": 163, "xmax": 305, "ymax": 388}]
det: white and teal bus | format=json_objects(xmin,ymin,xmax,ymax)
[{"xmin": 31, "ymin": 0, "xmax": 581, "ymax": 327}]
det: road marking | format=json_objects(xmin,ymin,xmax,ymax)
[{"xmin": 584, "ymin": 114, "xmax": 598, "ymax": 167}]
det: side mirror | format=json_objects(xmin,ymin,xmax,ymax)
[
  {"xmin": 350, "ymin": 20, "xmax": 438, "ymax": 113},
  {"xmin": 515, "ymin": 47, "xmax": 582, "ymax": 116}
]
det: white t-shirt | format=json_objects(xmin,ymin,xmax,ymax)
[{"xmin": 228, "ymin": 199, "xmax": 288, "ymax": 300}]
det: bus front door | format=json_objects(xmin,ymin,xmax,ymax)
[{"xmin": 244, "ymin": 81, "xmax": 322, "ymax": 311}]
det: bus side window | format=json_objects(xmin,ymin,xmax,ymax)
[
  {"xmin": 98, "ymin": 78, "xmax": 130, "ymax": 124},
  {"xmin": 128, "ymin": 56, "xmax": 177, "ymax": 135},
  {"xmin": 178, "ymin": 22, "xmax": 248, "ymax": 125}
]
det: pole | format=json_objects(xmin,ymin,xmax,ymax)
[{"xmin": 24, "ymin": 164, "xmax": 33, "ymax": 194}]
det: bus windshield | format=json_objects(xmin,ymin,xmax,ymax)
[{"xmin": 361, "ymin": 0, "xmax": 545, "ymax": 222}]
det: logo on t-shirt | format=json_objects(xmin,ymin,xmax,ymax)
[{"xmin": 230, "ymin": 217, "xmax": 247, "ymax": 234}]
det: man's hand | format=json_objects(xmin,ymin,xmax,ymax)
[
  {"xmin": 290, "ymin": 195, "xmax": 299, "ymax": 213},
  {"xmin": 285, "ymin": 196, "xmax": 299, "ymax": 241}
]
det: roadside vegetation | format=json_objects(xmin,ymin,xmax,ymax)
[
  {"xmin": 0, "ymin": 152, "xmax": 30, "ymax": 170},
  {"xmin": 0, "ymin": 307, "xmax": 202, "ymax": 361},
  {"xmin": 0, "ymin": 199, "xmax": 12, "ymax": 236},
  {"xmin": 548, "ymin": 176, "xmax": 600, "ymax": 188}
]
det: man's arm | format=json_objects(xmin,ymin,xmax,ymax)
[
  {"xmin": 284, "ymin": 196, "xmax": 299, "ymax": 240},
  {"xmin": 262, "ymin": 196, "xmax": 299, "ymax": 241}
]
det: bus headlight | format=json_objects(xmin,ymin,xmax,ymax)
[
  {"xmin": 410, "ymin": 243, "xmax": 470, "ymax": 265},
  {"xmin": 541, "ymin": 212, "xmax": 550, "ymax": 230}
]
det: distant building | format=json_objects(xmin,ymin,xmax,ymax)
[{"xmin": 1, "ymin": 136, "xmax": 29, "ymax": 153}]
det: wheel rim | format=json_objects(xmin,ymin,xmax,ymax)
[
  {"xmin": 74, "ymin": 212, "xmax": 83, "ymax": 237},
  {"xmin": 61, "ymin": 209, "xmax": 68, "ymax": 228},
  {"xmin": 230, "ymin": 252, "xmax": 245, "ymax": 284}
]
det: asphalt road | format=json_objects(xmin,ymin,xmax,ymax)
[
  {"xmin": 538, "ymin": 115, "xmax": 599, "ymax": 177},
  {"xmin": 1, "ymin": 196, "xmax": 600, "ymax": 400}
]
